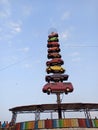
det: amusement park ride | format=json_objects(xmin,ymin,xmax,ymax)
[
  {"xmin": 9, "ymin": 31, "xmax": 74, "ymax": 125},
  {"xmin": 9, "ymin": 31, "xmax": 98, "ymax": 127},
  {"xmin": 42, "ymin": 32, "xmax": 74, "ymax": 119}
]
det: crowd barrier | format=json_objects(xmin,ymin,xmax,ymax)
[
  {"xmin": 15, "ymin": 118, "xmax": 98, "ymax": 129},
  {"xmin": 0, "ymin": 118, "xmax": 98, "ymax": 129}
]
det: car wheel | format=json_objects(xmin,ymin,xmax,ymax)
[
  {"xmin": 47, "ymin": 88, "xmax": 51, "ymax": 95},
  {"xmin": 46, "ymin": 62, "xmax": 49, "ymax": 66},
  {"xmin": 60, "ymin": 79, "xmax": 63, "ymax": 82},
  {"xmin": 65, "ymin": 91, "xmax": 68, "ymax": 94},
  {"xmin": 47, "ymin": 55, "xmax": 50, "ymax": 59},
  {"xmin": 46, "ymin": 68, "xmax": 51, "ymax": 74},
  {"xmin": 57, "ymin": 54, "xmax": 61, "ymax": 58},
  {"xmin": 59, "ymin": 61, "xmax": 64, "ymax": 65},
  {"xmin": 47, "ymin": 77, "xmax": 51, "ymax": 82},
  {"xmin": 61, "ymin": 69, "xmax": 65, "ymax": 73},
  {"xmin": 47, "ymin": 71, "xmax": 50, "ymax": 74},
  {"xmin": 60, "ymin": 68, "xmax": 63, "ymax": 73}
]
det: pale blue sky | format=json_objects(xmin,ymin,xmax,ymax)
[{"xmin": 0, "ymin": 0, "xmax": 98, "ymax": 122}]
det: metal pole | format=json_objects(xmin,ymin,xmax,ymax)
[
  {"xmin": 56, "ymin": 93, "xmax": 62, "ymax": 119},
  {"xmin": 10, "ymin": 112, "xmax": 17, "ymax": 126}
]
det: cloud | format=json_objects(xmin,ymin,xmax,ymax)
[
  {"xmin": 72, "ymin": 57, "xmax": 81, "ymax": 62},
  {"xmin": 60, "ymin": 31, "xmax": 69, "ymax": 41},
  {"xmin": 0, "ymin": 21, "xmax": 22, "ymax": 41},
  {"xmin": 18, "ymin": 47, "xmax": 30, "ymax": 53},
  {"xmin": 22, "ymin": 5, "xmax": 33, "ymax": 16},
  {"xmin": 0, "ymin": 0, "xmax": 11, "ymax": 18},
  {"xmin": 48, "ymin": 18, "xmax": 57, "ymax": 28},
  {"xmin": 0, "ymin": 1, "xmax": 23, "ymax": 41},
  {"xmin": 70, "ymin": 52, "xmax": 79, "ymax": 57},
  {"xmin": 24, "ymin": 63, "xmax": 33, "ymax": 68},
  {"xmin": 59, "ymin": 26, "xmax": 75, "ymax": 43},
  {"xmin": 61, "ymin": 11, "xmax": 71, "ymax": 21},
  {"xmin": 0, "ymin": 9, "xmax": 10, "ymax": 18},
  {"xmin": 9, "ymin": 22, "xmax": 22, "ymax": 33},
  {"xmin": 35, "ymin": 59, "xmax": 41, "ymax": 64},
  {"xmin": 70, "ymin": 52, "xmax": 81, "ymax": 62}
]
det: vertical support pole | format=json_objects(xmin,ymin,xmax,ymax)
[
  {"xmin": 63, "ymin": 110, "xmax": 65, "ymax": 118},
  {"xmin": 35, "ymin": 110, "xmax": 40, "ymax": 130},
  {"xmin": 84, "ymin": 108, "xmax": 91, "ymax": 119},
  {"xmin": 56, "ymin": 93, "xmax": 62, "ymax": 119},
  {"xmin": 35, "ymin": 110, "xmax": 40, "ymax": 121},
  {"xmin": 10, "ymin": 112, "xmax": 17, "ymax": 126},
  {"xmin": 50, "ymin": 112, "xmax": 53, "ymax": 119}
]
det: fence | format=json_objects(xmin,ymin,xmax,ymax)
[{"xmin": 1, "ymin": 118, "xmax": 98, "ymax": 129}]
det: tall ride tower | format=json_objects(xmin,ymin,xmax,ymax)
[{"xmin": 42, "ymin": 32, "xmax": 74, "ymax": 119}]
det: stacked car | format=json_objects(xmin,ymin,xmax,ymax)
[{"xmin": 42, "ymin": 32, "xmax": 74, "ymax": 95}]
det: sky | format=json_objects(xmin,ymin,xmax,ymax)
[{"xmin": 0, "ymin": 0, "xmax": 98, "ymax": 123}]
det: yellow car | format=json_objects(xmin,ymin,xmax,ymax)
[{"xmin": 46, "ymin": 65, "xmax": 65, "ymax": 74}]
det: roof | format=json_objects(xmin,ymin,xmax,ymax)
[{"xmin": 9, "ymin": 103, "xmax": 98, "ymax": 114}]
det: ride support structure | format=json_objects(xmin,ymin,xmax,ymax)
[{"xmin": 42, "ymin": 32, "xmax": 74, "ymax": 119}]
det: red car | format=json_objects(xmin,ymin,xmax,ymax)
[
  {"xmin": 48, "ymin": 32, "xmax": 58, "ymax": 38},
  {"xmin": 42, "ymin": 82, "xmax": 73, "ymax": 95},
  {"xmin": 47, "ymin": 42, "xmax": 60, "ymax": 48},
  {"xmin": 48, "ymin": 47, "xmax": 60, "ymax": 53},
  {"xmin": 47, "ymin": 53, "xmax": 61, "ymax": 59},
  {"xmin": 45, "ymin": 74, "xmax": 69, "ymax": 82},
  {"xmin": 46, "ymin": 58, "xmax": 64, "ymax": 66}
]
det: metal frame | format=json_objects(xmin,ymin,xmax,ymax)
[{"xmin": 9, "ymin": 103, "xmax": 98, "ymax": 124}]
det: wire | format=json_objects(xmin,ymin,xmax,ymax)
[
  {"xmin": 64, "ymin": 44, "xmax": 98, "ymax": 47},
  {"xmin": 0, "ymin": 55, "xmax": 32, "ymax": 72}
]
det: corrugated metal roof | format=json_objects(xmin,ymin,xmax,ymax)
[{"xmin": 9, "ymin": 103, "xmax": 98, "ymax": 113}]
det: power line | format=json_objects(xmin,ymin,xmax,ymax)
[
  {"xmin": 0, "ymin": 56, "xmax": 32, "ymax": 72},
  {"xmin": 64, "ymin": 44, "xmax": 98, "ymax": 47}
]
